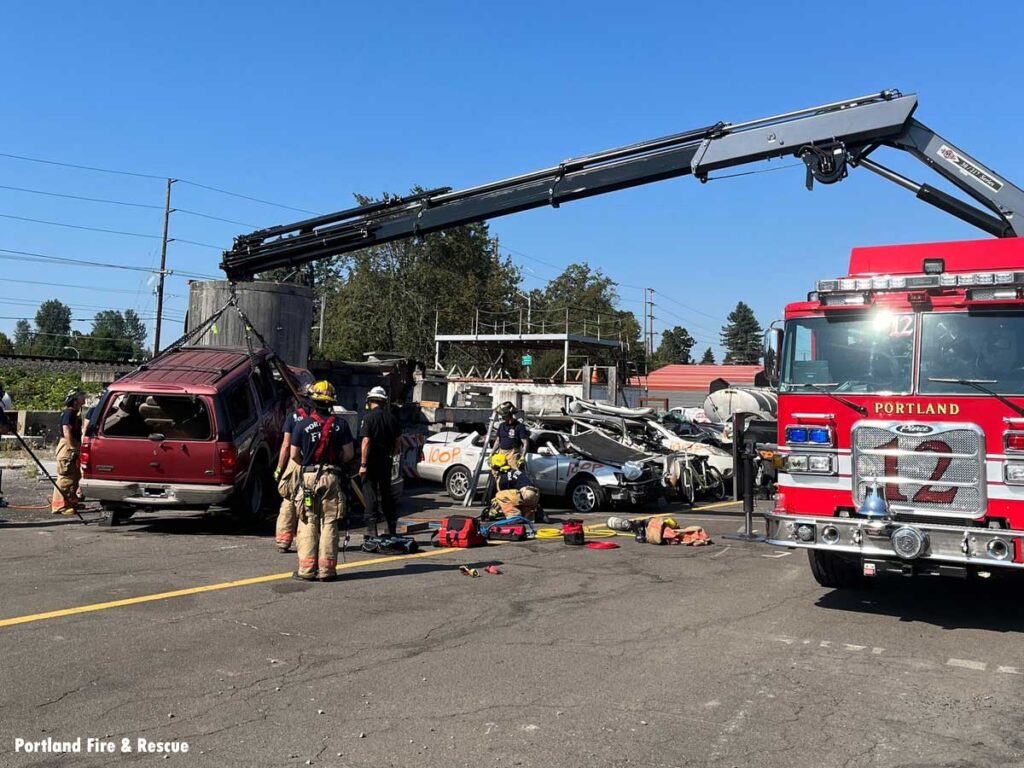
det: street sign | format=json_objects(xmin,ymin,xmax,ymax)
[{"xmin": 521, "ymin": 355, "xmax": 533, "ymax": 366}]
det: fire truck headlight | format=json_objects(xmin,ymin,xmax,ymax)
[
  {"xmin": 1005, "ymin": 463, "xmax": 1024, "ymax": 485},
  {"xmin": 808, "ymin": 455, "xmax": 833, "ymax": 473},
  {"xmin": 786, "ymin": 455, "xmax": 808, "ymax": 473}
]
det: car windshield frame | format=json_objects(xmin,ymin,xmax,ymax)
[
  {"xmin": 780, "ymin": 312, "xmax": 915, "ymax": 395},
  {"xmin": 919, "ymin": 311, "xmax": 1024, "ymax": 396}
]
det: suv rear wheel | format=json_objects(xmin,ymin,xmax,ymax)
[
  {"xmin": 233, "ymin": 458, "xmax": 271, "ymax": 519},
  {"xmin": 100, "ymin": 504, "xmax": 136, "ymax": 527}
]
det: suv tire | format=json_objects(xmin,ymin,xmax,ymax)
[
  {"xmin": 807, "ymin": 550, "xmax": 865, "ymax": 589},
  {"xmin": 233, "ymin": 458, "xmax": 271, "ymax": 519},
  {"xmin": 100, "ymin": 505, "xmax": 136, "ymax": 527}
]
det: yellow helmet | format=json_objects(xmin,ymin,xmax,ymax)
[
  {"xmin": 490, "ymin": 453, "xmax": 510, "ymax": 472},
  {"xmin": 309, "ymin": 380, "xmax": 337, "ymax": 405}
]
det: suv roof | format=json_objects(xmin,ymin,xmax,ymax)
[{"xmin": 110, "ymin": 346, "xmax": 268, "ymax": 395}]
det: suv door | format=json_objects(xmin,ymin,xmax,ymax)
[{"xmin": 222, "ymin": 376, "xmax": 260, "ymax": 483}]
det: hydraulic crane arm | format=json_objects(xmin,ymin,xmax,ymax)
[{"xmin": 221, "ymin": 89, "xmax": 1024, "ymax": 279}]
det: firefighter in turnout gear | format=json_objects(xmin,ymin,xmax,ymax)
[
  {"xmin": 357, "ymin": 385, "xmax": 400, "ymax": 536},
  {"xmin": 274, "ymin": 385, "xmax": 311, "ymax": 552},
  {"xmin": 484, "ymin": 452, "xmax": 541, "ymax": 521},
  {"xmin": 52, "ymin": 388, "xmax": 86, "ymax": 515},
  {"xmin": 289, "ymin": 381, "xmax": 355, "ymax": 582},
  {"xmin": 491, "ymin": 401, "xmax": 528, "ymax": 469}
]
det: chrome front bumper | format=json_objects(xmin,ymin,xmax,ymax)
[{"xmin": 765, "ymin": 511, "xmax": 1024, "ymax": 570}]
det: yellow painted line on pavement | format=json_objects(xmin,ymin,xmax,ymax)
[{"xmin": 0, "ymin": 547, "xmax": 460, "ymax": 630}]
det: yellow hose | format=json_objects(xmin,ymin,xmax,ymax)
[{"xmin": 534, "ymin": 526, "xmax": 617, "ymax": 540}]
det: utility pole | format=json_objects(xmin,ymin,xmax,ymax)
[{"xmin": 154, "ymin": 178, "xmax": 177, "ymax": 355}]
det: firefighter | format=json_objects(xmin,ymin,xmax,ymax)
[
  {"xmin": 290, "ymin": 380, "xmax": 355, "ymax": 582},
  {"xmin": 358, "ymin": 386, "xmax": 400, "ymax": 536},
  {"xmin": 491, "ymin": 401, "xmax": 529, "ymax": 469},
  {"xmin": 51, "ymin": 388, "xmax": 86, "ymax": 515},
  {"xmin": 484, "ymin": 452, "xmax": 541, "ymax": 522},
  {"xmin": 273, "ymin": 385, "xmax": 311, "ymax": 553}
]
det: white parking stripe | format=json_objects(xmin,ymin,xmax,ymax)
[{"xmin": 947, "ymin": 658, "xmax": 987, "ymax": 671}]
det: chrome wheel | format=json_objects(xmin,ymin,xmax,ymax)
[
  {"xmin": 447, "ymin": 467, "xmax": 471, "ymax": 500},
  {"xmin": 571, "ymin": 483, "xmax": 598, "ymax": 513}
]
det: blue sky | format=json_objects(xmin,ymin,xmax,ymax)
[{"xmin": 2, "ymin": 0, "xmax": 1022, "ymax": 359}]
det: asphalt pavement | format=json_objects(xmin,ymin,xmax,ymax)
[{"xmin": 1, "ymin": 481, "xmax": 1022, "ymax": 768}]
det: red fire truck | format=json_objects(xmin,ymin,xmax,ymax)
[
  {"xmin": 766, "ymin": 237, "xmax": 1024, "ymax": 585},
  {"xmin": 219, "ymin": 90, "xmax": 1024, "ymax": 585}
]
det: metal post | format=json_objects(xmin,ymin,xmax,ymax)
[
  {"xmin": 434, "ymin": 310, "xmax": 441, "ymax": 370},
  {"xmin": 317, "ymin": 293, "xmax": 326, "ymax": 352},
  {"xmin": 154, "ymin": 178, "xmax": 176, "ymax": 354},
  {"xmin": 724, "ymin": 412, "xmax": 765, "ymax": 542},
  {"xmin": 563, "ymin": 337, "xmax": 570, "ymax": 384},
  {"xmin": 475, "ymin": 308, "xmax": 480, "ymax": 336}
]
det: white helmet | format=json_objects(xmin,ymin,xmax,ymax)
[{"xmin": 366, "ymin": 386, "xmax": 388, "ymax": 403}]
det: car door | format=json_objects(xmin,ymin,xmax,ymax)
[
  {"xmin": 223, "ymin": 376, "xmax": 260, "ymax": 483},
  {"xmin": 525, "ymin": 432, "xmax": 564, "ymax": 494}
]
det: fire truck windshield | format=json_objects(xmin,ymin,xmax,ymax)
[
  {"xmin": 920, "ymin": 313, "xmax": 1024, "ymax": 395},
  {"xmin": 780, "ymin": 314, "xmax": 914, "ymax": 394}
]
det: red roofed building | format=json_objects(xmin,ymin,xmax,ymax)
[{"xmin": 632, "ymin": 364, "xmax": 763, "ymax": 409}]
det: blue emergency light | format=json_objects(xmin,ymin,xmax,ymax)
[
  {"xmin": 786, "ymin": 427, "xmax": 808, "ymax": 443},
  {"xmin": 808, "ymin": 427, "xmax": 831, "ymax": 444}
]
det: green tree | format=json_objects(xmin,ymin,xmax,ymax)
[
  {"xmin": 78, "ymin": 310, "xmax": 148, "ymax": 360},
  {"xmin": 320, "ymin": 191, "xmax": 520, "ymax": 363},
  {"xmin": 0, "ymin": 332, "xmax": 13, "ymax": 355},
  {"xmin": 530, "ymin": 262, "xmax": 643, "ymax": 376},
  {"xmin": 13, "ymin": 320, "xmax": 31, "ymax": 353},
  {"xmin": 652, "ymin": 326, "xmax": 696, "ymax": 366},
  {"xmin": 33, "ymin": 299, "xmax": 72, "ymax": 356},
  {"xmin": 720, "ymin": 301, "xmax": 763, "ymax": 364},
  {"xmin": 700, "ymin": 347, "xmax": 716, "ymax": 364}
]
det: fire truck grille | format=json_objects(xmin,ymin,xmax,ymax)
[{"xmin": 852, "ymin": 422, "xmax": 986, "ymax": 519}]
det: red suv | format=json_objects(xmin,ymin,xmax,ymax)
[{"xmin": 81, "ymin": 346, "xmax": 296, "ymax": 525}]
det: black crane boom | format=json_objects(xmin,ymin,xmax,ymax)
[{"xmin": 221, "ymin": 90, "xmax": 1024, "ymax": 279}]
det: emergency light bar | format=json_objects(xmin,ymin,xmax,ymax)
[{"xmin": 816, "ymin": 270, "xmax": 1024, "ymax": 293}]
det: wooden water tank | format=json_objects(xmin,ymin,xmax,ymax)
[{"xmin": 186, "ymin": 281, "xmax": 314, "ymax": 368}]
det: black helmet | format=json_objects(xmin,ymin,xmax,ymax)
[{"xmin": 496, "ymin": 401, "xmax": 516, "ymax": 418}]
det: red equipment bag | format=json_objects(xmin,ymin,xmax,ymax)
[
  {"xmin": 487, "ymin": 524, "xmax": 528, "ymax": 542},
  {"xmin": 434, "ymin": 515, "xmax": 487, "ymax": 548},
  {"xmin": 562, "ymin": 519, "xmax": 585, "ymax": 545}
]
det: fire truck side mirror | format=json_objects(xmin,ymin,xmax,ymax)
[{"xmin": 762, "ymin": 320, "xmax": 783, "ymax": 389}]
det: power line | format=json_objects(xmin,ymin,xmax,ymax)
[
  {"xmin": 0, "ymin": 247, "xmax": 218, "ymax": 280},
  {"xmin": 0, "ymin": 183, "xmax": 163, "ymax": 209},
  {"xmin": 0, "ymin": 212, "xmax": 161, "ymax": 239},
  {"xmin": 653, "ymin": 289, "xmax": 725, "ymax": 322},
  {"xmin": 173, "ymin": 237, "xmax": 223, "ymax": 250},
  {"xmin": 0, "ymin": 151, "xmax": 315, "ymax": 214},
  {"xmin": 176, "ymin": 180, "xmax": 317, "ymax": 215},
  {"xmin": 2, "ymin": 276, "xmax": 143, "ymax": 294},
  {"xmin": 0, "ymin": 152, "xmax": 165, "ymax": 180},
  {"xmin": 0, "ymin": 184, "xmax": 259, "ymax": 228},
  {"xmin": 175, "ymin": 209, "xmax": 258, "ymax": 228}
]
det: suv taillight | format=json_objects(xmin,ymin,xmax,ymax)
[
  {"xmin": 80, "ymin": 439, "xmax": 91, "ymax": 472},
  {"xmin": 218, "ymin": 445, "xmax": 237, "ymax": 482}
]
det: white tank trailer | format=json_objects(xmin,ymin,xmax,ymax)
[
  {"xmin": 186, "ymin": 280, "xmax": 314, "ymax": 368},
  {"xmin": 703, "ymin": 386, "xmax": 778, "ymax": 424}
]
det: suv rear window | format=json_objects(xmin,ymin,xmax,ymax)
[{"xmin": 101, "ymin": 393, "xmax": 212, "ymax": 441}]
